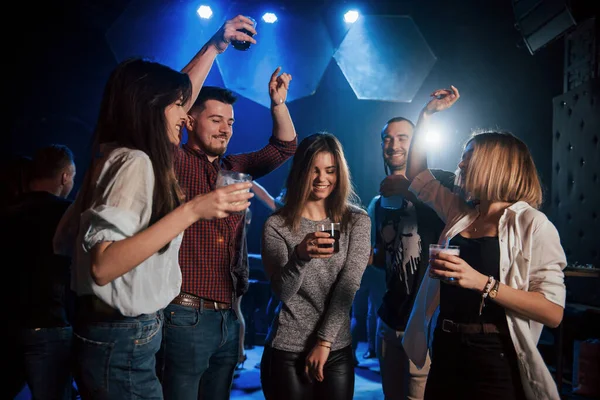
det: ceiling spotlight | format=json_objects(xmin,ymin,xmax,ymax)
[
  {"xmin": 197, "ymin": 5, "xmax": 213, "ymax": 19},
  {"xmin": 262, "ymin": 12, "xmax": 277, "ymax": 23},
  {"xmin": 344, "ymin": 10, "xmax": 359, "ymax": 23}
]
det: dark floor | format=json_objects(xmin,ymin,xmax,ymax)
[
  {"xmin": 15, "ymin": 341, "xmax": 594, "ymax": 399},
  {"xmin": 14, "ymin": 342, "xmax": 384, "ymax": 400}
]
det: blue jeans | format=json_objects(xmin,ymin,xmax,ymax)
[
  {"xmin": 159, "ymin": 304, "xmax": 239, "ymax": 400},
  {"xmin": 16, "ymin": 326, "xmax": 73, "ymax": 400},
  {"xmin": 73, "ymin": 312, "xmax": 163, "ymax": 400}
]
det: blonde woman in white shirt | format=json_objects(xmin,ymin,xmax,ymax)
[
  {"xmin": 402, "ymin": 86, "xmax": 566, "ymax": 400},
  {"xmin": 53, "ymin": 17, "xmax": 257, "ymax": 399}
]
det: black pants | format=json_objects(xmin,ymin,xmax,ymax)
[
  {"xmin": 260, "ymin": 345, "xmax": 355, "ymax": 400},
  {"xmin": 424, "ymin": 328, "xmax": 526, "ymax": 400}
]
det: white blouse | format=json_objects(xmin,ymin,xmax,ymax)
[
  {"xmin": 402, "ymin": 169, "xmax": 567, "ymax": 400},
  {"xmin": 57, "ymin": 144, "xmax": 182, "ymax": 317}
]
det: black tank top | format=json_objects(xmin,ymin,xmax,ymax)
[{"xmin": 439, "ymin": 234, "xmax": 506, "ymax": 326}]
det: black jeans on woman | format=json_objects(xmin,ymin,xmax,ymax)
[
  {"xmin": 424, "ymin": 328, "xmax": 526, "ymax": 400},
  {"xmin": 260, "ymin": 345, "xmax": 355, "ymax": 400}
]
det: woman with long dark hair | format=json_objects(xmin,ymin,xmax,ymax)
[
  {"xmin": 53, "ymin": 17, "xmax": 257, "ymax": 399},
  {"xmin": 260, "ymin": 133, "xmax": 371, "ymax": 400},
  {"xmin": 403, "ymin": 87, "xmax": 566, "ymax": 400}
]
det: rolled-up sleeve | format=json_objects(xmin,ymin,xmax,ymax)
[
  {"xmin": 224, "ymin": 136, "xmax": 297, "ymax": 180},
  {"xmin": 409, "ymin": 169, "xmax": 467, "ymax": 224},
  {"xmin": 82, "ymin": 152, "xmax": 155, "ymax": 252},
  {"xmin": 528, "ymin": 218, "xmax": 567, "ymax": 307}
]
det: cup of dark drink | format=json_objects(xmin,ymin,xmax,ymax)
[
  {"xmin": 315, "ymin": 222, "xmax": 341, "ymax": 253},
  {"xmin": 231, "ymin": 16, "xmax": 257, "ymax": 51}
]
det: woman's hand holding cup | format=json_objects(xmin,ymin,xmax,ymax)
[{"xmin": 295, "ymin": 232, "xmax": 335, "ymax": 261}]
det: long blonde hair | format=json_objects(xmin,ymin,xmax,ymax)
[{"xmin": 463, "ymin": 131, "xmax": 543, "ymax": 208}]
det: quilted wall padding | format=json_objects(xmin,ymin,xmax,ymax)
[{"xmin": 552, "ymin": 78, "xmax": 600, "ymax": 266}]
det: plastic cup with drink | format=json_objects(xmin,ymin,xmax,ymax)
[
  {"xmin": 314, "ymin": 222, "xmax": 341, "ymax": 253},
  {"xmin": 429, "ymin": 242, "xmax": 460, "ymax": 282},
  {"xmin": 231, "ymin": 16, "xmax": 257, "ymax": 51},
  {"xmin": 215, "ymin": 170, "xmax": 252, "ymax": 213},
  {"xmin": 380, "ymin": 194, "xmax": 404, "ymax": 210}
]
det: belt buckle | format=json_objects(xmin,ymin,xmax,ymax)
[
  {"xmin": 442, "ymin": 319, "xmax": 453, "ymax": 333},
  {"xmin": 177, "ymin": 295, "xmax": 199, "ymax": 309},
  {"xmin": 213, "ymin": 301, "xmax": 219, "ymax": 310},
  {"xmin": 180, "ymin": 297, "xmax": 193, "ymax": 307}
]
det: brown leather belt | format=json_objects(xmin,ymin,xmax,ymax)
[
  {"xmin": 170, "ymin": 293, "xmax": 231, "ymax": 311},
  {"xmin": 441, "ymin": 319, "xmax": 506, "ymax": 334}
]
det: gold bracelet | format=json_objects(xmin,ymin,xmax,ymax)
[{"xmin": 318, "ymin": 343, "xmax": 332, "ymax": 349}]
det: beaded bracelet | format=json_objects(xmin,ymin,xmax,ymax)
[
  {"xmin": 482, "ymin": 276, "xmax": 495, "ymax": 299},
  {"xmin": 479, "ymin": 276, "xmax": 495, "ymax": 316}
]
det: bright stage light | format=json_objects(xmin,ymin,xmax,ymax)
[
  {"xmin": 344, "ymin": 10, "xmax": 359, "ymax": 23},
  {"xmin": 262, "ymin": 12, "xmax": 277, "ymax": 23},
  {"xmin": 424, "ymin": 126, "xmax": 443, "ymax": 148},
  {"xmin": 197, "ymin": 5, "xmax": 213, "ymax": 19}
]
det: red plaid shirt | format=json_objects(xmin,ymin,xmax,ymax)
[{"xmin": 174, "ymin": 136, "xmax": 297, "ymax": 304}]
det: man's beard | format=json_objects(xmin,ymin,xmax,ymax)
[
  {"xmin": 384, "ymin": 151, "xmax": 407, "ymax": 172},
  {"xmin": 386, "ymin": 160, "xmax": 406, "ymax": 172},
  {"xmin": 204, "ymin": 143, "xmax": 228, "ymax": 157}
]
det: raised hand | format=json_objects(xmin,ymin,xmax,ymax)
[
  {"xmin": 295, "ymin": 231, "xmax": 335, "ymax": 261},
  {"xmin": 210, "ymin": 15, "xmax": 257, "ymax": 53},
  {"xmin": 423, "ymin": 85, "xmax": 460, "ymax": 116},
  {"xmin": 189, "ymin": 182, "xmax": 254, "ymax": 220},
  {"xmin": 269, "ymin": 67, "xmax": 292, "ymax": 106},
  {"xmin": 379, "ymin": 175, "xmax": 417, "ymax": 202}
]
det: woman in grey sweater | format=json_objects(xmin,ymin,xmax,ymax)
[{"xmin": 260, "ymin": 133, "xmax": 371, "ymax": 400}]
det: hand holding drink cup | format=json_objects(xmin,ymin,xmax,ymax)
[
  {"xmin": 231, "ymin": 16, "xmax": 257, "ymax": 51},
  {"xmin": 211, "ymin": 15, "xmax": 257, "ymax": 53},
  {"xmin": 216, "ymin": 170, "xmax": 253, "ymax": 213},
  {"xmin": 295, "ymin": 224, "xmax": 339, "ymax": 261},
  {"xmin": 188, "ymin": 181, "xmax": 253, "ymax": 220},
  {"xmin": 429, "ymin": 243, "xmax": 460, "ymax": 283},
  {"xmin": 429, "ymin": 246, "xmax": 492, "ymax": 291},
  {"xmin": 315, "ymin": 223, "xmax": 340, "ymax": 253}
]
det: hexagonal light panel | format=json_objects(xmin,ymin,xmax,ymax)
[
  {"xmin": 333, "ymin": 15, "xmax": 436, "ymax": 102},
  {"xmin": 216, "ymin": 2, "xmax": 333, "ymax": 108}
]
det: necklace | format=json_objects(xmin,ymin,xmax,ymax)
[{"xmin": 470, "ymin": 217, "xmax": 481, "ymax": 232}]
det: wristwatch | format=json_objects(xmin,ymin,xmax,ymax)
[{"xmin": 488, "ymin": 280, "xmax": 500, "ymax": 299}]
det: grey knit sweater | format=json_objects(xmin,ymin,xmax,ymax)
[{"xmin": 261, "ymin": 208, "xmax": 371, "ymax": 352}]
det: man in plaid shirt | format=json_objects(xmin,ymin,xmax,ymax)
[{"xmin": 160, "ymin": 64, "xmax": 297, "ymax": 399}]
